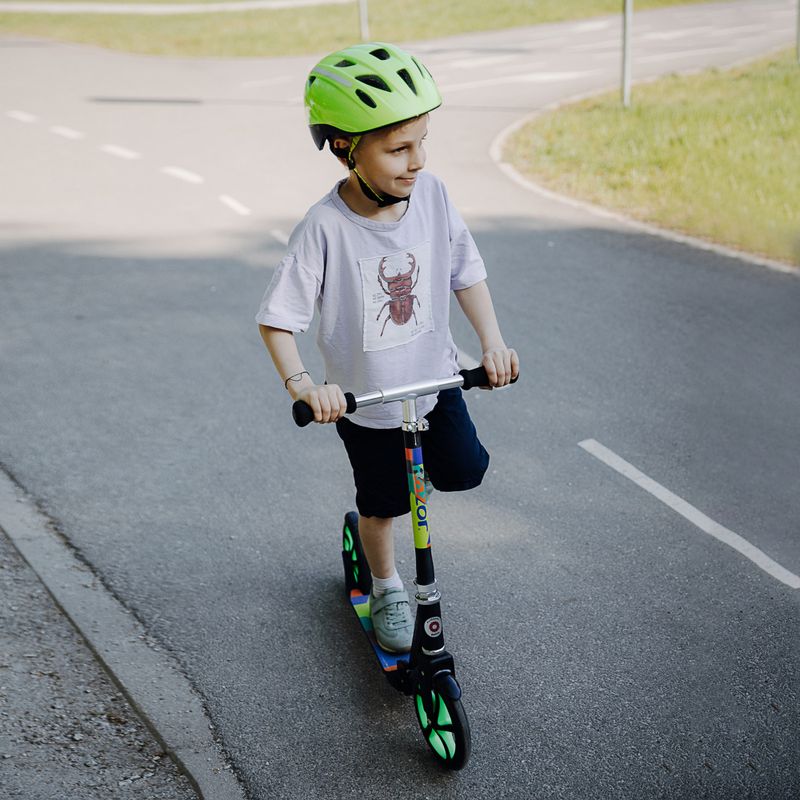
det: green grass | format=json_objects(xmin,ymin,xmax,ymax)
[
  {"xmin": 506, "ymin": 50, "xmax": 800, "ymax": 266},
  {"xmin": 0, "ymin": 0, "xmax": 718, "ymax": 58}
]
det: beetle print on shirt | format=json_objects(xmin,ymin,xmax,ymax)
[{"xmin": 359, "ymin": 241, "xmax": 434, "ymax": 352}]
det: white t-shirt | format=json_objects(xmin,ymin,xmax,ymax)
[{"xmin": 256, "ymin": 171, "xmax": 487, "ymax": 428}]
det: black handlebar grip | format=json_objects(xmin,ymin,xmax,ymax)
[
  {"xmin": 459, "ymin": 366, "xmax": 519, "ymax": 390},
  {"xmin": 292, "ymin": 399, "xmax": 315, "ymax": 427},
  {"xmin": 292, "ymin": 392, "xmax": 359, "ymax": 428}
]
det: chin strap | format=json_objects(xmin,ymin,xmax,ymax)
[
  {"xmin": 353, "ymin": 170, "xmax": 409, "ymax": 208},
  {"xmin": 346, "ymin": 136, "xmax": 409, "ymax": 209}
]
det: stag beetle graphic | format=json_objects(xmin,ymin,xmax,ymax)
[{"xmin": 376, "ymin": 252, "xmax": 420, "ymax": 337}]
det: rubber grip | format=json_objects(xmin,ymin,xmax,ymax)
[
  {"xmin": 292, "ymin": 392, "xmax": 358, "ymax": 428},
  {"xmin": 292, "ymin": 400, "xmax": 315, "ymax": 427},
  {"xmin": 459, "ymin": 366, "xmax": 519, "ymax": 390}
]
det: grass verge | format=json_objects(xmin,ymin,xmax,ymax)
[
  {"xmin": 0, "ymin": 0, "xmax": 718, "ymax": 58},
  {"xmin": 505, "ymin": 49, "xmax": 800, "ymax": 267}
]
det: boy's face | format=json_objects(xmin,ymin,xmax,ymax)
[{"xmin": 337, "ymin": 115, "xmax": 429, "ymax": 200}]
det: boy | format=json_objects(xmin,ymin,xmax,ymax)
[{"xmin": 257, "ymin": 42, "xmax": 519, "ymax": 654}]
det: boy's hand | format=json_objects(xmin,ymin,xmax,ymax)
[
  {"xmin": 295, "ymin": 384, "xmax": 348, "ymax": 424},
  {"xmin": 481, "ymin": 347, "xmax": 519, "ymax": 389}
]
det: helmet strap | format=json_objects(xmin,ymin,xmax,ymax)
[
  {"xmin": 332, "ymin": 134, "xmax": 409, "ymax": 208},
  {"xmin": 347, "ymin": 137, "xmax": 408, "ymax": 208},
  {"xmin": 353, "ymin": 169, "xmax": 409, "ymax": 208}
]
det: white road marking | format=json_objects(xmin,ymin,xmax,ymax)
[
  {"xmin": 270, "ymin": 228, "xmax": 289, "ymax": 245},
  {"xmin": 446, "ymin": 54, "xmax": 517, "ymax": 70},
  {"xmin": 637, "ymin": 46, "xmax": 740, "ymax": 64},
  {"xmin": 571, "ymin": 20, "xmax": 611, "ymax": 33},
  {"xmin": 101, "ymin": 144, "xmax": 141, "ymax": 160},
  {"xmin": 579, "ymin": 439, "xmax": 800, "ymax": 590},
  {"xmin": 51, "ymin": 125, "xmax": 85, "ymax": 140},
  {"xmin": 219, "ymin": 194, "xmax": 251, "ymax": 216},
  {"xmin": 709, "ymin": 23, "xmax": 769, "ymax": 36},
  {"xmin": 642, "ymin": 26, "xmax": 713, "ymax": 41},
  {"xmin": 566, "ymin": 39, "xmax": 621, "ymax": 52},
  {"xmin": 161, "ymin": 166, "xmax": 204, "ymax": 184},
  {"xmin": 440, "ymin": 69, "xmax": 593, "ymax": 93},
  {"xmin": 240, "ymin": 75, "xmax": 291, "ymax": 89},
  {"xmin": 7, "ymin": 109, "xmax": 37, "ymax": 123}
]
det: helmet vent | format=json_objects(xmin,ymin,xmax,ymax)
[
  {"xmin": 396, "ymin": 68, "xmax": 417, "ymax": 95},
  {"xmin": 355, "ymin": 89, "xmax": 377, "ymax": 108},
  {"xmin": 307, "ymin": 75, "xmax": 316, "ymax": 86},
  {"xmin": 335, "ymin": 59, "xmax": 355, "ymax": 67},
  {"xmin": 357, "ymin": 74, "xmax": 391, "ymax": 92},
  {"xmin": 370, "ymin": 48, "xmax": 391, "ymax": 61},
  {"xmin": 412, "ymin": 57, "xmax": 430, "ymax": 78}
]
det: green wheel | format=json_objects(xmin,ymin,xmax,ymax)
[
  {"xmin": 342, "ymin": 512, "xmax": 372, "ymax": 595},
  {"xmin": 414, "ymin": 685, "xmax": 471, "ymax": 770}
]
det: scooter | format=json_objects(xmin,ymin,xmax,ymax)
[{"xmin": 292, "ymin": 365, "xmax": 515, "ymax": 770}]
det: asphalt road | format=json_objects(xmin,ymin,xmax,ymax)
[{"xmin": 1, "ymin": 1, "xmax": 799, "ymax": 798}]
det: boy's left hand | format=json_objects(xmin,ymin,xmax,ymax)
[{"xmin": 481, "ymin": 347, "xmax": 519, "ymax": 388}]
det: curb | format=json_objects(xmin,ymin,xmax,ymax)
[
  {"xmin": 0, "ymin": 467, "xmax": 248, "ymax": 800},
  {"xmin": 489, "ymin": 47, "xmax": 800, "ymax": 278}
]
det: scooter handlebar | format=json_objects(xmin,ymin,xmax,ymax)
[
  {"xmin": 291, "ymin": 366, "xmax": 517, "ymax": 427},
  {"xmin": 459, "ymin": 365, "xmax": 519, "ymax": 390},
  {"xmin": 292, "ymin": 392, "xmax": 357, "ymax": 428}
]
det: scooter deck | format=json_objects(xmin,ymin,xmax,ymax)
[{"xmin": 349, "ymin": 588, "xmax": 410, "ymax": 673}]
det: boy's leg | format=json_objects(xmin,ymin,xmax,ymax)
[
  {"xmin": 358, "ymin": 515, "xmax": 395, "ymax": 579},
  {"xmin": 358, "ymin": 514, "xmax": 414, "ymax": 654}
]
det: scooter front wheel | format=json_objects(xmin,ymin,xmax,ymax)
[{"xmin": 414, "ymin": 683, "xmax": 471, "ymax": 770}]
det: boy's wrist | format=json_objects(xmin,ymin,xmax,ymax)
[
  {"xmin": 284, "ymin": 372, "xmax": 315, "ymax": 401},
  {"xmin": 481, "ymin": 340, "xmax": 508, "ymax": 354}
]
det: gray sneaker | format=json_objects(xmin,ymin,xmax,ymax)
[{"xmin": 370, "ymin": 588, "xmax": 414, "ymax": 653}]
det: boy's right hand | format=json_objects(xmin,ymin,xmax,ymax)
[{"xmin": 294, "ymin": 384, "xmax": 348, "ymax": 424}]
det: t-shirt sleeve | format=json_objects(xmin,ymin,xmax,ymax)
[
  {"xmin": 443, "ymin": 186, "xmax": 488, "ymax": 291},
  {"xmin": 255, "ymin": 254, "xmax": 320, "ymax": 333}
]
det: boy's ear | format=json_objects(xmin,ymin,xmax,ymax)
[
  {"xmin": 331, "ymin": 135, "xmax": 352, "ymax": 153},
  {"xmin": 330, "ymin": 135, "xmax": 355, "ymax": 168}
]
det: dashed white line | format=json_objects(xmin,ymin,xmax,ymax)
[
  {"xmin": 579, "ymin": 439, "xmax": 800, "ymax": 590},
  {"xmin": 709, "ymin": 23, "xmax": 768, "ymax": 37},
  {"xmin": 571, "ymin": 20, "xmax": 611, "ymax": 33},
  {"xmin": 219, "ymin": 194, "xmax": 251, "ymax": 216},
  {"xmin": 641, "ymin": 26, "xmax": 713, "ymax": 41},
  {"xmin": 161, "ymin": 166, "xmax": 204, "ymax": 184},
  {"xmin": 440, "ymin": 68, "xmax": 595, "ymax": 93},
  {"xmin": 101, "ymin": 144, "xmax": 141, "ymax": 160},
  {"xmin": 240, "ymin": 75, "xmax": 291, "ymax": 89},
  {"xmin": 446, "ymin": 54, "xmax": 517, "ymax": 70},
  {"xmin": 636, "ymin": 46, "xmax": 740, "ymax": 64},
  {"xmin": 566, "ymin": 39, "xmax": 621, "ymax": 52},
  {"xmin": 51, "ymin": 125, "xmax": 85, "ymax": 140},
  {"xmin": 270, "ymin": 228, "xmax": 289, "ymax": 246},
  {"xmin": 7, "ymin": 109, "xmax": 37, "ymax": 123}
]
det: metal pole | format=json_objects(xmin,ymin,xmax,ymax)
[
  {"xmin": 359, "ymin": 0, "xmax": 370, "ymax": 42},
  {"xmin": 796, "ymin": 0, "xmax": 799, "ymax": 64},
  {"xmin": 622, "ymin": 0, "xmax": 633, "ymax": 107}
]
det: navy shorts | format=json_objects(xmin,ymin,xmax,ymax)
[{"xmin": 335, "ymin": 388, "xmax": 490, "ymax": 519}]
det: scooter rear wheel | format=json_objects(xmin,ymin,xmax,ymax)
[
  {"xmin": 414, "ymin": 685, "xmax": 471, "ymax": 770},
  {"xmin": 342, "ymin": 512, "xmax": 372, "ymax": 596}
]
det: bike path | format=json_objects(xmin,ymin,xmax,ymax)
[{"xmin": 1, "ymin": 1, "xmax": 798, "ymax": 797}]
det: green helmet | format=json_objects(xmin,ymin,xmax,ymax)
[{"xmin": 305, "ymin": 42, "xmax": 442, "ymax": 150}]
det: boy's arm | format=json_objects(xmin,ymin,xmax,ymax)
[
  {"xmin": 258, "ymin": 325, "xmax": 347, "ymax": 423},
  {"xmin": 454, "ymin": 280, "xmax": 519, "ymax": 387}
]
